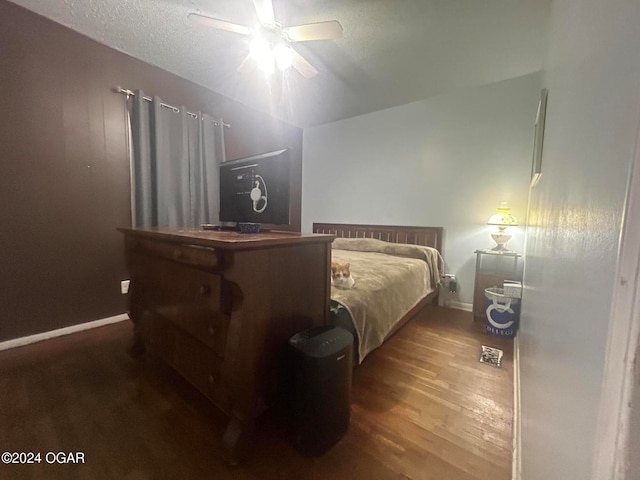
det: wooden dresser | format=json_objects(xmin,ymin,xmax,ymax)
[{"xmin": 118, "ymin": 227, "xmax": 334, "ymax": 464}]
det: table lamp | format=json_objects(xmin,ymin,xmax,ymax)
[{"xmin": 487, "ymin": 203, "xmax": 518, "ymax": 251}]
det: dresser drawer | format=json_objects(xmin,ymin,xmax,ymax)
[
  {"xmin": 138, "ymin": 309, "xmax": 231, "ymax": 413},
  {"xmin": 126, "ymin": 237, "xmax": 220, "ymax": 270},
  {"xmin": 128, "ymin": 254, "xmax": 230, "ymax": 357}
]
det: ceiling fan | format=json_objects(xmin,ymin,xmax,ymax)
[{"xmin": 188, "ymin": 0, "xmax": 343, "ymax": 78}]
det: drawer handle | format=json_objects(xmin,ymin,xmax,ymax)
[
  {"xmin": 207, "ymin": 374, "xmax": 217, "ymax": 384},
  {"xmin": 208, "ymin": 325, "xmax": 217, "ymax": 335},
  {"xmin": 198, "ymin": 285, "xmax": 210, "ymax": 296}
]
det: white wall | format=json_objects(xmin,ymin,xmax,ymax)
[
  {"xmin": 520, "ymin": 0, "xmax": 640, "ymax": 477},
  {"xmin": 302, "ymin": 73, "xmax": 541, "ymax": 306}
]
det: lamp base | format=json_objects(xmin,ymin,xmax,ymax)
[{"xmin": 491, "ymin": 232, "xmax": 512, "ymax": 252}]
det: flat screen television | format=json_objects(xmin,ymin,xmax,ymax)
[{"xmin": 219, "ymin": 148, "xmax": 291, "ymax": 226}]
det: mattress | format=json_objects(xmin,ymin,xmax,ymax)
[{"xmin": 329, "ymin": 238, "xmax": 441, "ymax": 363}]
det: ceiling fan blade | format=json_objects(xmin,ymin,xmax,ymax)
[
  {"xmin": 188, "ymin": 13, "xmax": 252, "ymax": 36},
  {"xmin": 283, "ymin": 20, "xmax": 343, "ymax": 42},
  {"xmin": 290, "ymin": 48, "xmax": 318, "ymax": 78},
  {"xmin": 252, "ymin": 0, "xmax": 276, "ymax": 26},
  {"xmin": 237, "ymin": 54, "xmax": 255, "ymax": 74}
]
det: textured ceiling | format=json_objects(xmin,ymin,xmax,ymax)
[{"xmin": 7, "ymin": 0, "xmax": 550, "ymax": 127}]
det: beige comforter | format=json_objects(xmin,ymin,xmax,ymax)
[{"xmin": 330, "ymin": 238, "xmax": 442, "ymax": 363}]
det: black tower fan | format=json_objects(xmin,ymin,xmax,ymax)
[{"xmin": 288, "ymin": 325, "xmax": 354, "ymax": 456}]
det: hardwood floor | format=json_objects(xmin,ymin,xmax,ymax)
[{"xmin": 0, "ymin": 305, "xmax": 513, "ymax": 480}]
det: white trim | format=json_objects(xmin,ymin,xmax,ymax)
[
  {"xmin": 592, "ymin": 111, "xmax": 640, "ymax": 480},
  {"xmin": 443, "ymin": 300, "xmax": 473, "ymax": 312},
  {"xmin": 0, "ymin": 314, "xmax": 129, "ymax": 352},
  {"xmin": 512, "ymin": 334, "xmax": 522, "ymax": 480}
]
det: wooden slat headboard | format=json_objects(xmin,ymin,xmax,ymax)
[{"xmin": 313, "ymin": 222, "xmax": 444, "ymax": 255}]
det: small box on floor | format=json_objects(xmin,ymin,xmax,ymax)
[{"xmin": 480, "ymin": 345, "xmax": 504, "ymax": 367}]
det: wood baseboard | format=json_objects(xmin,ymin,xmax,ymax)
[
  {"xmin": 512, "ymin": 334, "xmax": 521, "ymax": 480},
  {"xmin": 0, "ymin": 314, "xmax": 129, "ymax": 352},
  {"xmin": 442, "ymin": 300, "xmax": 473, "ymax": 312}
]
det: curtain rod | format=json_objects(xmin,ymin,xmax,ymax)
[{"xmin": 114, "ymin": 86, "xmax": 231, "ymax": 129}]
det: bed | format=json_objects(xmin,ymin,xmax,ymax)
[{"xmin": 312, "ymin": 223, "xmax": 444, "ymax": 363}]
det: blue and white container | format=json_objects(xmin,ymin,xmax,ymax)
[{"xmin": 484, "ymin": 287, "xmax": 520, "ymax": 338}]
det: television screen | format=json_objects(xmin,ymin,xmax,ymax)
[{"xmin": 219, "ymin": 149, "xmax": 291, "ymax": 226}]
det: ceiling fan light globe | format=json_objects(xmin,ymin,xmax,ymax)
[
  {"xmin": 249, "ymin": 36, "xmax": 275, "ymax": 74},
  {"xmin": 257, "ymin": 55, "xmax": 275, "ymax": 74},
  {"xmin": 274, "ymin": 44, "xmax": 293, "ymax": 71},
  {"xmin": 249, "ymin": 36, "xmax": 269, "ymax": 60}
]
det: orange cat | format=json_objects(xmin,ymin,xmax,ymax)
[{"xmin": 331, "ymin": 262, "xmax": 355, "ymax": 289}]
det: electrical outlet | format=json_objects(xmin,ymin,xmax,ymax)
[
  {"xmin": 121, "ymin": 279, "xmax": 130, "ymax": 295},
  {"xmin": 441, "ymin": 274, "xmax": 457, "ymax": 293}
]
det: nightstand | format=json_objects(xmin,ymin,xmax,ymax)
[{"xmin": 473, "ymin": 249, "xmax": 521, "ymax": 323}]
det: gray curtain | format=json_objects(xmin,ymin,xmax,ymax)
[{"xmin": 129, "ymin": 91, "xmax": 222, "ymax": 228}]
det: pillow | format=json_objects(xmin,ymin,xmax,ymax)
[
  {"xmin": 332, "ymin": 237, "xmax": 429, "ymax": 259},
  {"xmin": 331, "ymin": 237, "xmax": 442, "ymax": 286}
]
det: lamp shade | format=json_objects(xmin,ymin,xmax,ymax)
[{"xmin": 487, "ymin": 204, "xmax": 518, "ymax": 227}]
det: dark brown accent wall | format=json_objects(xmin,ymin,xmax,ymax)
[{"xmin": 0, "ymin": 1, "xmax": 303, "ymax": 342}]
